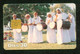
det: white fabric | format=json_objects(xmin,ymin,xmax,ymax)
[
  {"xmin": 62, "ymin": 13, "xmax": 68, "ymax": 20},
  {"xmin": 56, "ymin": 8, "xmax": 62, "ymax": 12},
  {"xmin": 13, "ymin": 29, "xmax": 22, "ymax": 42},
  {"xmin": 27, "ymin": 18, "xmax": 33, "ymax": 43},
  {"xmin": 8, "ymin": 21, "xmax": 10, "ymax": 27},
  {"xmin": 21, "ymin": 25, "xmax": 28, "ymax": 32},
  {"xmin": 57, "ymin": 19, "xmax": 63, "ymax": 29},
  {"xmin": 36, "ymin": 24, "xmax": 43, "ymax": 31},
  {"xmin": 16, "ymin": 29, "xmax": 21, "ymax": 33},
  {"xmin": 68, "ymin": 13, "xmax": 76, "ymax": 41},
  {"xmin": 32, "ymin": 16, "xmax": 43, "ymax": 43},
  {"xmin": 49, "ymin": 22, "xmax": 55, "ymax": 29},
  {"xmin": 13, "ymin": 18, "xmax": 22, "ymax": 42},
  {"xmin": 56, "ymin": 13, "xmax": 71, "ymax": 44},
  {"xmin": 46, "ymin": 17, "xmax": 57, "ymax": 43}
]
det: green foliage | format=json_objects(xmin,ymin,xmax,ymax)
[
  {"xmin": 3, "ymin": 4, "xmax": 76, "ymax": 25},
  {"xmin": 3, "ymin": 4, "xmax": 50, "ymax": 25},
  {"xmin": 52, "ymin": 4, "xmax": 76, "ymax": 18}
]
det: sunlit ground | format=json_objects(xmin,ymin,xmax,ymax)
[{"xmin": 4, "ymin": 30, "xmax": 76, "ymax": 50}]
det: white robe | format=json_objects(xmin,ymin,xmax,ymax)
[
  {"xmin": 46, "ymin": 17, "xmax": 57, "ymax": 43},
  {"xmin": 56, "ymin": 13, "xmax": 71, "ymax": 44},
  {"xmin": 62, "ymin": 13, "xmax": 71, "ymax": 43},
  {"xmin": 27, "ymin": 18, "xmax": 33, "ymax": 43},
  {"xmin": 32, "ymin": 16, "xmax": 43, "ymax": 43},
  {"xmin": 68, "ymin": 13, "xmax": 76, "ymax": 41},
  {"xmin": 13, "ymin": 18, "xmax": 22, "ymax": 43}
]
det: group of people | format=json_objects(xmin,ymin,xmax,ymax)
[{"xmin": 12, "ymin": 8, "xmax": 76, "ymax": 44}]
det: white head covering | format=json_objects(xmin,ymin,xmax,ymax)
[
  {"xmin": 25, "ymin": 14, "xmax": 30, "ymax": 18},
  {"xmin": 47, "ymin": 12, "xmax": 52, "ymax": 16},
  {"xmin": 12, "ymin": 14, "xmax": 16, "ymax": 17},
  {"xmin": 56, "ymin": 8, "xmax": 62, "ymax": 12}
]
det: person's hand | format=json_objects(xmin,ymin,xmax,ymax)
[
  {"xmin": 38, "ymin": 22, "xmax": 40, "ymax": 24},
  {"xmin": 68, "ymin": 17, "xmax": 72, "ymax": 23},
  {"xmin": 28, "ymin": 23, "xmax": 32, "ymax": 25},
  {"xmin": 32, "ymin": 22, "xmax": 35, "ymax": 24},
  {"xmin": 69, "ymin": 14, "xmax": 71, "ymax": 18},
  {"xmin": 56, "ymin": 14, "xmax": 58, "ymax": 18},
  {"xmin": 54, "ymin": 15, "xmax": 58, "ymax": 22},
  {"xmin": 23, "ymin": 23, "xmax": 27, "ymax": 25},
  {"xmin": 48, "ymin": 20, "xmax": 50, "ymax": 24},
  {"xmin": 34, "ymin": 24, "xmax": 36, "ymax": 26}
]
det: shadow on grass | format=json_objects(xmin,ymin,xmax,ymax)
[
  {"xmin": 38, "ymin": 41, "xmax": 48, "ymax": 44},
  {"xmin": 42, "ymin": 31, "xmax": 47, "ymax": 34},
  {"xmin": 43, "ymin": 41, "xmax": 48, "ymax": 43},
  {"xmin": 63, "ymin": 41, "xmax": 76, "ymax": 45}
]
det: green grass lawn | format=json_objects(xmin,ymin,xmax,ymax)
[{"xmin": 4, "ymin": 30, "xmax": 76, "ymax": 50}]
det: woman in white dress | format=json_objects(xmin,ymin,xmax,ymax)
[
  {"xmin": 12, "ymin": 14, "xmax": 22, "ymax": 43},
  {"xmin": 54, "ymin": 8, "xmax": 71, "ymax": 44},
  {"xmin": 25, "ymin": 14, "xmax": 33, "ymax": 43},
  {"xmin": 46, "ymin": 13, "xmax": 57, "ymax": 43},
  {"xmin": 32, "ymin": 12, "xmax": 43, "ymax": 43},
  {"xmin": 61, "ymin": 12, "xmax": 71, "ymax": 43},
  {"xmin": 68, "ymin": 13, "xmax": 76, "ymax": 41}
]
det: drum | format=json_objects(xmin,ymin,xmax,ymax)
[
  {"xmin": 62, "ymin": 20, "xmax": 71, "ymax": 29},
  {"xmin": 58, "ymin": 19, "xmax": 71, "ymax": 29},
  {"xmin": 36, "ymin": 23, "xmax": 43, "ymax": 31},
  {"xmin": 21, "ymin": 25, "xmax": 28, "ymax": 32},
  {"xmin": 49, "ymin": 22, "xmax": 56, "ymax": 29},
  {"xmin": 36, "ymin": 23, "xmax": 47, "ymax": 31},
  {"xmin": 16, "ymin": 29, "xmax": 21, "ymax": 33},
  {"xmin": 41, "ymin": 23, "xmax": 47, "ymax": 29}
]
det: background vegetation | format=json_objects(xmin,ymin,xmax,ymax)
[{"xmin": 3, "ymin": 3, "xmax": 76, "ymax": 25}]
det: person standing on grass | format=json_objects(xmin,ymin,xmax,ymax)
[
  {"xmin": 68, "ymin": 13, "xmax": 76, "ymax": 41},
  {"xmin": 54, "ymin": 8, "xmax": 71, "ymax": 44},
  {"xmin": 45, "ymin": 13, "xmax": 57, "ymax": 43},
  {"xmin": 32, "ymin": 12, "xmax": 43, "ymax": 43},
  {"xmin": 12, "ymin": 14, "xmax": 22, "ymax": 43},
  {"xmin": 25, "ymin": 14, "xmax": 33, "ymax": 43}
]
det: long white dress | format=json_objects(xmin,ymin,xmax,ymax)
[
  {"xmin": 68, "ymin": 13, "xmax": 76, "ymax": 41},
  {"xmin": 56, "ymin": 13, "xmax": 71, "ymax": 44},
  {"xmin": 62, "ymin": 13, "xmax": 71, "ymax": 43},
  {"xmin": 27, "ymin": 18, "xmax": 33, "ymax": 43},
  {"xmin": 32, "ymin": 16, "xmax": 43, "ymax": 43},
  {"xmin": 13, "ymin": 18, "xmax": 22, "ymax": 43},
  {"xmin": 46, "ymin": 17, "xmax": 57, "ymax": 43}
]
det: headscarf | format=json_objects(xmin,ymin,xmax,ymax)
[{"xmin": 56, "ymin": 8, "xmax": 62, "ymax": 12}]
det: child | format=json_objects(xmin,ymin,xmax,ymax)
[{"xmin": 8, "ymin": 32, "xmax": 14, "ymax": 40}]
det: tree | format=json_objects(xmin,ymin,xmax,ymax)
[
  {"xmin": 3, "ymin": 4, "xmax": 50, "ymax": 25},
  {"xmin": 49, "ymin": 4, "xmax": 76, "ymax": 18}
]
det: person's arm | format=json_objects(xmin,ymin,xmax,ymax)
[
  {"xmin": 23, "ymin": 23, "xmax": 28, "ymax": 25},
  {"xmin": 28, "ymin": 18, "xmax": 32, "ymax": 25},
  {"xmin": 21, "ymin": 22, "xmax": 24, "ymax": 25},
  {"xmin": 45, "ymin": 18, "xmax": 50, "ymax": 25},
  {"xmin": 32, "ymin": 21, "xmax": 36, "ymax": 26},
  {"xmin": 68, "ymin": 13, "xmax": 72, "ymax": 23},
  {"xmin": 28, "ymin": 24, "xmax": 32, "ymax": 25},
  {"xmin": 38, "ymin": 16, "xmax": 42, "ymax": 24},
  {"xmin": 54, "ymin": 14, "xmax": 58, "ymax": 22},
  {"xmin": 32, "ymin": 18, "xmax": 36, "ymax": 26}
]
